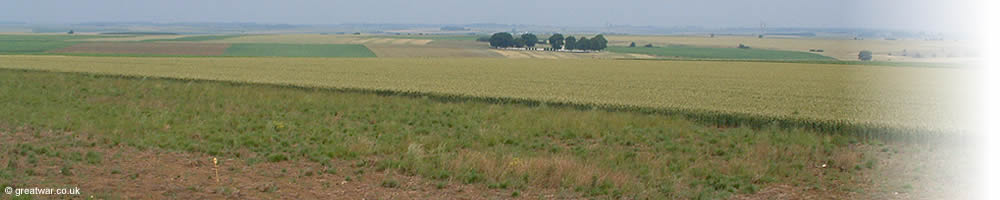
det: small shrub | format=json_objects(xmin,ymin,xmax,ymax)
[
  {"xmin": 381, "ymin": 179, "xmax": 399, "ymax": 188},
  {"xmin": 61, "ymin": 165, "xmax": 73, "ymax": 176},
  {"xmin": 267, "ymin": 153, "xmax": 289, "ymax": 162},
  {"xmin": 85, "ymin": 151, "xmax": 102, "ymax": 165}
]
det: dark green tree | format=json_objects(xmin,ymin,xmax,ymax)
[
  {"xmin": 577, "ymin": 37, "xmax": 590, "ymax": 50},
  {"xmin": 489, "ymin": 32, "xmax": 515, "ymax": 48},
  {"xmin": 565, "ymin": 36, "xmax": 577, "ymax": 50},
  {"xmin": 548, "ymin": 34, "xmax": 564, "ymax": 49},
  {"xmin": 592, "ymin": 34, "xmax": 608, "ymax": 50},
  {"xmin": 521, "ymin": 33, "xmax": 538, "ymax": 47},
  {"xmin": 858, "ymin": 50, "xmax": 873, "ymax": 61},
  {"xmin": 513, "ymin": 38, "xmax": 526, "ymax": 48}
]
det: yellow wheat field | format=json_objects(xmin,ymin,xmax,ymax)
[{"xmin": 0, "ymin": 55, "xmax": 971, "ymax": 132}]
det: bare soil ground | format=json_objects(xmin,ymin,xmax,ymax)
[
  {"xmin": 0, "ymin": 126, "xmax": 581, "ymax": 199},
  {"xmin": 3, "ymin": 125, "xmax": 973, "ymax": 200},
  {"xmin": 47, "ymin": 42, "xmax": 231, "ymax": 56}
]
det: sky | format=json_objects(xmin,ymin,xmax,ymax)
[{"xmin": 0, "ymin": 0, "xmax": 977, "ymax": 32}]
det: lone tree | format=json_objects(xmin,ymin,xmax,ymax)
[
  {"xmin": 521, "ymin": 33, "xmax": 538, "ymax": 47},
  {"xmin": 564, "ymin": 36, "xmax": 577, "ymax": 50},
  {"xmin": 489, "ymin": 32, "xmax": 515, "ymax": 48},
  {"xmin": 548, "ymin": 34, "xmax": 564, "ymax": 49},
  {"xmin": 858, "ymin": 50, "xmax": 873, "ymax": 61},
  {"xmin": 67, "ymin": 30, "xmax": 74, "ymax": 34},
  {"xmin": 629, "ymin": 42, "xmax": 636, "ymax": 47}
]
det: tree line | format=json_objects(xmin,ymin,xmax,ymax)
[
  {"xmin": 546, "ymin": 34, "xmax": 607, "ymax": 51},
  {"xmin": 488, "ymin": 32, "xmax": 538, "ymax": 48},
  {"xmin": 488, "ymin": 32, "xmax": 607, "ymax": 51}
]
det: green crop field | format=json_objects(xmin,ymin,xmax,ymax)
[
  {"xmin": 0, "ymin": 55, "xmax": 968, "ymax": 134},
  {"xmin": 0, "ymin": 34, "xmax": 116, "ymax": 54},
  {"xmin": 607, "ymin": 45, "xmax": 836, "ymax": 60},
  {"xmin": 0, "ymin": 69, "xmax": 895, "ymax": 199},
  {"xmin": 0, "ymin": 40, "xmax": 78, "ymax": 53},
  {"xmin": 222, "ymin": 43, "xmax": 376, "ymax": 57},
  {"xmin": 0, "ymin": 34, "xmax": 112, "ymax": 41}
]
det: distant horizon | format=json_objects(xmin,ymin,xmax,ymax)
[
  {"xmin": 1, "ymin": 0, "xmax": 976, "ymax": 33},
  {"xmin": 0, "ymin": 21, "xmax": 961, "ymax": 34}
]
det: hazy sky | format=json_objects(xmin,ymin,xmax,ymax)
[{"xmin": 0, "ymin": 0, "xmax": 977, "ymax": 32}]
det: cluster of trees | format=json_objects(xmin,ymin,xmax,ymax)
[
  {"xmin": 488, "ymin": 32, "xmax": 539, "ymax": 48},
  {"xmin": 858, "ymin": 50, "xmax": 873, "ymax": 61},
  {"xmin": 487, "ymin": 32, "xmax": 608, "ymax": 51},
  {"xmin": 546, "ymin": 34, "xmax": 607, "ymax": 51}
]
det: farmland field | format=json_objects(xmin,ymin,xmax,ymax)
[
  {"xmin": 0, "ymin": 34, "xmax": 119, "ymax": 54},
  {"xmin": 0, "ymin": 55, "xmax": 969, "ymax": 133},
  {"xmin": 366, "ymin": 44, "xmax": 502, "ymax": 58},
  {"xmin": 48, "ymin": 42, "xmax": 232, "ymax": 56},
  {"xmin": 222, "ymin": 43, "xmax": 375, "ymax": 57},
  {"xmin": 606, "ymin": 35, "xmax": 976, "ymax": 62},
  {"xmin": 214, "ymin": 34, "xmax": 432, "ymax": 45},
  {"xmin": 0, "ymin": 69, "xmax": 969, "ymax": 199},
  {"xmin": 69, "ymin": 35, "xmax": 188, "ymax": 42},
  {"xmin": 606, "ymin": 45, "xmax": 835, "ymax": 60},
  {"xmin": 0, "ymin": 33, "xmax": 976, "ymax": 199},
  {"xmin": 141, "ymin": 35, "xmax": 245, "ymax": 42}
]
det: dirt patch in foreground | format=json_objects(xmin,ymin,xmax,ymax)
[
  {"xmin": 0, "ymin": 127, "xmax": 576, "ymax": 199},
  {"xmin": 48, "ymin": 42, "xmax": 230, "ymax": 56},
  {"xmin": 2, "ymin": 124, "xmax": 973, "ymax": 199}
]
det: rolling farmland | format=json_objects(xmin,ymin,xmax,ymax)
[
  {"xmin": 222, "ymin": 43, "xmax": 376, "ymax": 57},
  {"xmin": 49, "ymin": 42, "xmax": 231, "ymax": 56},
  {"xmin": 606, "ymin": 45, "xmax": 835, "ymax": 60},
  {"xmin": 606, "ymin": 35, "xmax": 976, "ymax": 62},
  {"xmin": 0, "ymin": 34, "xmax": 116, "ymax": 54},
  {"xmin": 2, "ymin": 69, "xmax": 909, "ymax": 199},
  {"xmin": 0, "ymin": 0, "xmax": 983, "ymax": 197},
  {"xmin": 0, "ymin": 33, "xmax": 976, "ymax": 199},
  {"xmin": 0, "ymin": 55, "xmax": 968, "ymax": 134},
  {"xmin": 140, "ymin": 34, "xmax": 245, "ymax": 42}
]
